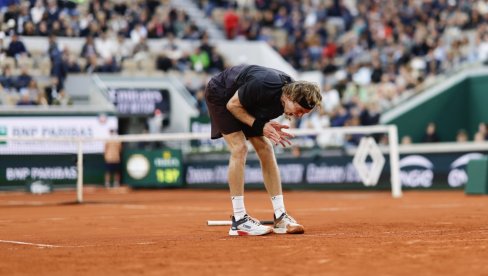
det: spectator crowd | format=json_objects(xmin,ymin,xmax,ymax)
[
  {"xmin": 199, "ymin": 0, "xmax": 488, "ymax": 144},
  {"xmin": 0, "ymin": 0, "xmax": 224, "ymax": 106},
  {"xmin": 0, "ymin": 0, "xmax": 487, "ymax": 144}
]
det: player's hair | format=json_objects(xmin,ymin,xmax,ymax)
[{"xmin": 282, "ymin": 81, "xmax": 322, "ymax": 110}]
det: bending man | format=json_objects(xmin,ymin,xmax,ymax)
[{"xmin": 205, "ymin": 64, "xmax": 322, "ymax": 236}]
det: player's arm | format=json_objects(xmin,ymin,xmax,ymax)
[
  {"xmin": 226, "ymin": 92, "xmax": 291, "ymax": 146},
  {"xmin": 226, "ymin": 92, "xmax": 255, "ymax": 127}
]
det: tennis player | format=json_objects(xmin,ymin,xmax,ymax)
[{"xmin": 205, "ymin": 64, "xmax": 322, "ymax": 236}]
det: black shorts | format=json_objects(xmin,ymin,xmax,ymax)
[
  {"xmin": 105, "ymin": 162, "xmax": 120, "ymax": 173},
  {"xmin": 205, "ymin": 66, "xmax": 261, "ymax": 140}
]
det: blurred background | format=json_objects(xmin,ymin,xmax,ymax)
[{"xmin": 1, "ymin": 0, "xmax": 488, "ymax": 193}]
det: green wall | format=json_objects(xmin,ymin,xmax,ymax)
[
  {"xmin": 387, "ymin": 76, "xmax": 488, "ymax": 142},
  {"xmin": 468, "ymin": 76, "xmax": 488, "ymax": 137}
]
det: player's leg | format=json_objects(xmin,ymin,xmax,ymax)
[
  {"xmin": 249, "ymin": 136, "xmax": 304, "ymax": 234},
  {"xmin": 248, "ymin": 136, "xmax": 282, "ymax": 196},
  {"xmin": 104, "ymin": 165, "xmax": 111, "ymax": 188},
  {"xmin": 113, "ymin": 165, "xmax": 121, "ymax": 188},
  {"xmin": 222, "ymin": 131, "xmax": 247, "ymax": 197},
  {"xmin": 223, "ymin": 131, "xmax": 272, "ymax": 236}
]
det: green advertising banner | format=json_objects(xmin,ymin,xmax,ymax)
[
  {"xmin": 123, "ymin": 149, "xmax": 183, "ymax": 188},
  {"xmin": 0, "ymin": 154, "xmax": 106, "ymax": 190},
  {"xmin": 184, "ymin": 151, "xmax": 488, "ymax": 190}
]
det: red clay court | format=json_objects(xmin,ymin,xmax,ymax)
[{"xmin": 1, "ymin": 189, "xmax": 487, "ymax": 275}]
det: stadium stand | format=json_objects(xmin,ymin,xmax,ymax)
[{"xmin": 0, "ymin": 0, "xmax": 486, "ymax": 143}]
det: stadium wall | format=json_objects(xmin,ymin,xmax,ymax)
[
  {"xmin": 381, "ymin": 67, "xmax": 488, "ymax": 142},
  {"xmin": 2, "ymin": 142, "xmax": 487, "ymax": 191}
]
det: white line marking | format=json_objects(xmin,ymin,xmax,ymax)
[
  {"xmin": 400, "ymin": 203, "xmax": 466, "ymax": 209},
  {"xmin": 0, "ymin": 240, "xmax": 158, "ymax": 248},
  {"xmin": 0, "ymin": 240, "xmax": 65, "ymax": 248},
  {"xmin": 2, "ymin": 201, "xmax": 45, "ymax": 206}
]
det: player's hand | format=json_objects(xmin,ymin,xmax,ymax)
[{"xmin": 264, "ymin": 121, "xmax": 294, "ymax": 147}]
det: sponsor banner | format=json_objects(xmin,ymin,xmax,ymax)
[
  {"xmin": 185, "ymin": 157, "xmax": 370, "ymax": 190},
  {"xmin": 108, "ymin": 88, "xmax": 170, "ymax": 116},
  {"xmin": 123, "ymin": 149, "xmax": 183, "ymax": 188},
  {"xmin": 397, "ymin": 152, "xmax": 487, "ymax": 188},
  {"xmin": 0, "ymin": 154, "xmax": 105, "ymax": 188},
  {"xmin": 0, "ymin": 155, "xmax": 77, "ymax": 186},
  {"xmin": 185, "ymin": 151, "xmax": 488, "ymax": 189},
  {"xmin": 186, "ymin": 161, "xmax": 307, "ymax": 185},
  {"xmin": 0, "ymin": 116, "xmax": 117, "ymax": 154}
]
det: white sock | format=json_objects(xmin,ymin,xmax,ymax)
[
  {"xmin": 231, "ymin": 196, "xmax": 246, "ymax": 220},
  {"xmin": 271, "ymin": 195, "xmax": 286, "ymax": 218}
]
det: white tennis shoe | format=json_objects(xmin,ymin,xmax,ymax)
[
  {"xmin": 273, "ymin": 213, "xmax": 305, "ymax": 234},
  {"xmin": 228, "ymin": 214, "xmax": 273, "ymax": 236}
]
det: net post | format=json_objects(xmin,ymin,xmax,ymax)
[
  {"xmin": 388, "ymin": 125, "xmax": 402, "ymax": 198},
  {"xmin": 76, "ymin": 139, "xmax": 84, "ymax": 203}
]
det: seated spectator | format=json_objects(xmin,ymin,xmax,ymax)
[
  {"xmin": 156, "ymin": 33, "xmax": 184, "ymax": 71},
  {"xmin": 80, "ymin": 35, "xmax": 98, "ymax": 60},
  {"xmin": 19, "ymin": 79, "xmax": 40, "ymax": 104},
  {"xmin": 223, "ymin": 7, "xmax": 239, "ymax": 39},
  {"xmin": 15, "ymin": 66, "xmax": 33, "ymax": 89},
  {"xmin": 132, "ymin": 36, "xmax": 150, "ymax": 62},
  {"xmin": 7, "ymin": 32, "xmax": 29, "ymax": 59},
  {"xmin": 401, "ymin": 135, "xmax": 413, "ymax": 145},
  {"xmin": 321, "ymin": 83, "xmax": 341, "ymax": 114},
  {"xmin": 476, "ymin": 122, "xmax": 488, "ymax": 140},
  {"xmin": 0, "ymin": 65, "xmax": 15, "ymax": 89},
  {"xmin": 63, "ymin": 48, "xmax": 82, "ymax": 73},
  {"xmin": 189, "ymin": 47, "xmax": 210, "ymax": 72},
  {"xmin": 147, "ymin": 10, "xmax": 166, "ymax": 38},
  {"xmin": 37, "ymin": 21, "xmax": 49, "ymax": 36},
  {"xmin": 23, "ymin": 21, "xmax": 37, "ymax": 36},
  {"xmin": 114, "ymin": 32, "xmax": 133, "ymax": 64},
  {"xmin": 456, "ymin": 129, "xmax": 469, "ymax": 143},
  {"xmin": 330, "ymin": 106, "xmax": 350, "ymax": 127},
  {"xmin": 16, "ymin": 92, "xmax": 37, "ymax": 106},
  {"xmin": 360, "ymin": 102, "xmax": 381, "ymax": 126},
  {"xmin": 95, "ymin": 31, "xmax": 116, "ymax": 63},
  {"xmin": 130, "ymin": 23, "xmax": 148, "ymax": 44},
  {"xmin": 181, "ymin": 23, "xmax": 202, "ymax": 40},
  {"xmin": 321, "ymin": 57, "xmax": 338, "ymax": 76},
  {"xmin": 422, "ymin": 122, "xmax": 440, "ymax": 143},
  {"xmin": 208, "ymin": 49, "xmax": 225, "ymax": 73}
]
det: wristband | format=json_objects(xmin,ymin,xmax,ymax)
[{"xmin": 251, "ymin": 118, "xmax": 267, "ymax": 136}]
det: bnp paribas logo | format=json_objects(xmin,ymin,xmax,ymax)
[{"xmin": 0, "ymin": 126, "xmax": 6, "ymax": 145}]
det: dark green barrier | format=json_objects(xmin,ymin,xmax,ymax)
[
  {"xmin": 123, "ymin": 149, "xmax": 183, "ymax": 188},
  {"xmin": 2, "ymin": 149, "xmax": 485, "ymax": 191},
  {"xmin": 465, "ymin": 156, "xmax": 488, "ymax": 194},
  {"xmin": 184, "ymin": 151, "xmax": 488, "ymax": 190},
  {"xmin": 0, "ymin": 154, "xmax": 105, "ymax": 190}
]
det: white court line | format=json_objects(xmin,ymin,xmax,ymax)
[
  {"xmin": 0, "ymin": 240, "xmax": 158, "ymax": 248},
  {"xmin": 400, "ymin": 203, "xmax": 467, "ymax": 209},
  {"xmin": 1, "ymin": 201, "xmax": 46, "ymax": 206},
  {"xmin": 305, "ymin": 228, "xmax": 488, "ymax": 238},
  {"xmin": 0, "ymin": 240, "xmax": 68, "ymax": 248}
]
